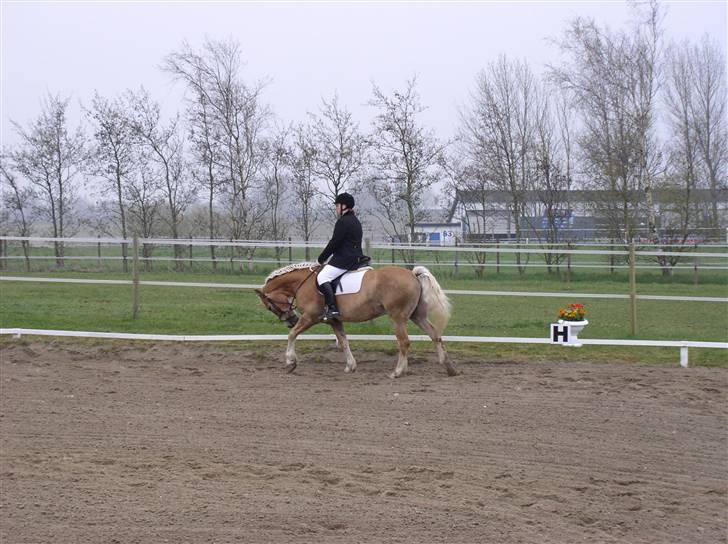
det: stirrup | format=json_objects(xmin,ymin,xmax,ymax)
[{"xmin": 321, "ymin": 307, "xmax": 341, "ymax": 322}]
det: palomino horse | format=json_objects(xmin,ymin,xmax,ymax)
[{"xmin": 254, "ymin": 263, "xmax": 456, "ymax": 378}]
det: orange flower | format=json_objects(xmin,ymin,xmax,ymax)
[{"xmin": 559, "ymin": 303, "xmax": 587, "ymax": 321}]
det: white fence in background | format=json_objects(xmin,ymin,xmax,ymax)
[{"xmin": 1, "ymin": 235, "xmax": 727, "ymax": 271}]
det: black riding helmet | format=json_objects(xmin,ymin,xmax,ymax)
[{"xmin": 334, "ymin": 192, "xmax": 355, "ymax": 209}]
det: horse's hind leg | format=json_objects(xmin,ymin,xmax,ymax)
[
  {"xmin": 390, "ymin": 320, "xmax": 411, "ymax": 379},
  {"xmin": 329, "ymin": 320, "xmax": 357, "ymax": 373},
  {"xmin": 411, "ymin": 311, "xmax": 457, "ymax": 376}
]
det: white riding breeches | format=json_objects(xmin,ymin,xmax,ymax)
[{"xmin": 317, "ymin": 264, "xmax": 348, "ymax": 285}]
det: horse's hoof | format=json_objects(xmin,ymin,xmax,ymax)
[
  {"xmin": 389, "ymin": 372, "xmax": 401, "ymax": 379},
  {"xmin": 344, "ymin": 365, "xmax": 356, "ymax": 373},
  {"xmin": 286, "ymin": 362, "xmax": 297, "ymax": 373},
  {"xmin": 445, "ymin": 364, "xmax": 458, "ymax": 376}
]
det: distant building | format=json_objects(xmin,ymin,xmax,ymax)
[
  {"xmin": 412, "ymin": 208, "xmax": 463, "ymax": 246},
  {"xmin": 455, "ymin": 188, "xmax": 728, "ymax": 242}
]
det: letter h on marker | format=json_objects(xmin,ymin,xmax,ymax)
[{"xmin": 551, "ymin": 323, "xmax": 570, "ymax": 344}]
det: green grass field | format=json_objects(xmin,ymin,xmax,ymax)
[{"xmin": 2, "ymin": 264, "xmax": 726, "ymax": 366}]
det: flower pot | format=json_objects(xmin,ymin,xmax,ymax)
[{"xmin": 558, "ymin": 319, "xmax": 589, "ymax": 347}]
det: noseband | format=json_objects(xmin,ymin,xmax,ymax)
[{"xmin": 264, "ymin": 296, "xmax": 299, "ymax": 328}]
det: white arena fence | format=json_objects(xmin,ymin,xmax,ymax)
[
  {"xmin": 2, "ymin": 236, "xmax": 725, "ymax": 366},
  {"xmin": 1, "ymin": 236, "xmax": 727, "ymax": 272},
  {"xmin": 2, "ymin": 328, "xmax": 726, "ymax": 368}
]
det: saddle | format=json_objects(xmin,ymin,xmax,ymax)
[{"xmin": 328, "ymin": 256, "xmax": 372, "ymax": 294}]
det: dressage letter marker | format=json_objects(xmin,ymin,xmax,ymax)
[{"xmin": 551, "ymin": 323, "xmax": 570, "ymax": 344}]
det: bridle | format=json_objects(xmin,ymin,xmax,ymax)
[{"xmin": 262, "ymin": 265, "xmax": 320, "ymax": 328}]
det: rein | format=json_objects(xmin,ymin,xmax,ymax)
[{"xmin": 287, "ymin": 265, "xmax": 320, "ymax": 313}]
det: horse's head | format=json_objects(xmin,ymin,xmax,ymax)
[
  {"xmin": 255, "ymin": 286, "xmax": 299, "ymax": 328},
  {"xmin": 255, "ymin": 263, "xmax": 319, "ymax": 328}
]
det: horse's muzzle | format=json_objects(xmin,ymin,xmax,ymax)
[{"xmin": 285, "ymin": 314, "xmax": 299, "ymax": 328}]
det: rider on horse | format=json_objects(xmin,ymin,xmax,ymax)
[{"xmin": 317, "ymin": 192, "xmax": 364, "ymax": 322}]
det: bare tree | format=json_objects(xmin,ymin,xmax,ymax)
[
  {"xmin": 368, "ymin": 78, "xmax": 445, "ymax": 263},
  {"xmin": 530, "ymin": 90, "xmax": 572, "ymax": 272},
  {"xmin": 126, "ymin": 148, "xmax": 164, "ymax": 270},
  {"xmin": 188, "ymin": 92, "xmax": 224, "ymax": 265},
  {"xmin": 127, "ymin": 88, "xmax": 195, "ymax": 268},
  {"xmin": 663, "ymin": 40, "xmax": 699, "ymax": 249},
  {"xmin": 261, "ymin": 126, "xmax": 291, "ymax": 262},
  {"xmin": 691, "ymin": 35, "xmax": 727, "ymax": 235},
  {"xmin": 549, "ymin": 2, "xmax": 664, "ymax": 250},
  {"xmin": 441, "ymin": 152, "xmax": 491, "ymax": 277},
  {"xmin": 86, "ymin": 91, "xmax": 137, "ymax": 270},
  {"xmin": 459, "ymin": 56, "xmax": 540, "ymax": 273},
  {"xmin": 9, "ymin": 94, "xmax": 86, "ymax": 266},
  {"xmin": 163, "ymin": 38, "xmax": 271, "ymax": 244},
  {"xmin": 555, "ymin": 90, "xmax": 576, "ymax": 194},
  {"xmin": 289, "ymin": 125, "xmax": 320, "ymax": 260},
  {"xmin": 0, "ymin": 155, "xmax": 34, "ymax": 270},
  {"xmin": 308, "ymin": 94, "xmax": 367, "ymax": 210},
  {"xmin": 163, "ymin": 41, "xmax": 225, "ymax": 264}
]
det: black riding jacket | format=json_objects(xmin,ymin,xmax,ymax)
[{"xmin": 317, "ymin": 210, "xmax": 364, "ymax": 269}]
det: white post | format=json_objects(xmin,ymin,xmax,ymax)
[{"xmin": 680, "ymin": 345, "xmax": 689, "ymax": 368}]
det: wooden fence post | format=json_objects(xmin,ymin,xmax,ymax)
[
  {"xmin": 132, "ymin": 234, "xmax": 140, "ymax": 320},
  {"xmin": 629, "ymin": 241, "xmax": 637, "ymax": 335},
  {"xmin": 496, "ymin": 240, "xmax": 500, "ymax": 274},
  {"xmin": 566, "ymin": 242, "xmax": 572, "ymax": 284},
  {"xmin": 453, "ymin": 238, "xmax": 459, "ymax": 278},
  {"xmin": 142, "ymin": 239, "xmax": 150, "ymax": 272},
  {"xmin": 188, "ymin": 235, "xmax": 193, "ymax": 270},
  {"xmin": 230, "ymin": 238, "xmax": 235, "ymax": 273},
  {"xmin": 121, "ymin": 237, "xmax": 128, "ymax": 274},
  {"xmin": 24, "ymin": 240, "xmax": 31, "ymax": 272},
  {"xmin": 610, "ymin": 238, "xmax": 615, "ymax": 274},
  {"xmin": 288, "ymin": 237, "xmax": 293, "ymax": 264},
  {"xmin": 693, "ymin": 243, "xmax": 699, "ymax": 286},
  {"xmin": 97, "ymin": 235, "xmax": 102, "ymax": 268},
  {"xmin": 22, "ymin": 240, "xmax": 30, "ymax": 272}
]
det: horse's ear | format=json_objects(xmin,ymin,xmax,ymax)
[{"xmin": 254, "ymin": 288, "xmax": 266, "ymax": 300}]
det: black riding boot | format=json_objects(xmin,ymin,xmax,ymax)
[{"xmin": 319, "ymin": 282, "xmax": 341, "ymax": 321}]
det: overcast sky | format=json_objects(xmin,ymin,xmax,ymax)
[{"xmin": 1, "ymin": 1, "xmax": 726, "ymax": 147}]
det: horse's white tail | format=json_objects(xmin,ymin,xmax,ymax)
[{"xmin": 413, "ymin": 266, "xmax": 451, "ymax": 336}]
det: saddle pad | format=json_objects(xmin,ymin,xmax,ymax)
[{"xmin": 335, "ymin": 267, "xmax": 372, "ymax": 295}]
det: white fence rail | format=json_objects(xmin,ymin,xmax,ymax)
[
  {"xmin": 2, "ymin": 235, "xmax": 728, "ymax": 259},
  {"xmin": 2, "ymin": 328, "xmax": 726, "ymax": 368},
  {"xmin": 2, "ymin": 255, "xmax": 727, "ymax": 270},
  {"xmin": 2, "ymin": 234, "xmax": 728, "ymax": 253}
]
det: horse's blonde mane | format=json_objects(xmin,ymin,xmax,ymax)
[{"xmin": 264, "ymin": 262, "xmax": 318, "ymax": 284}]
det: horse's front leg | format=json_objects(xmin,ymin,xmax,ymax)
[
  {"xmin": 285, "ymin": 315, "xmax": 315, "ymax": 373},
  {"xmin": 329, "ymin": 320, "xmax": 357, "ymax": 373}
]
